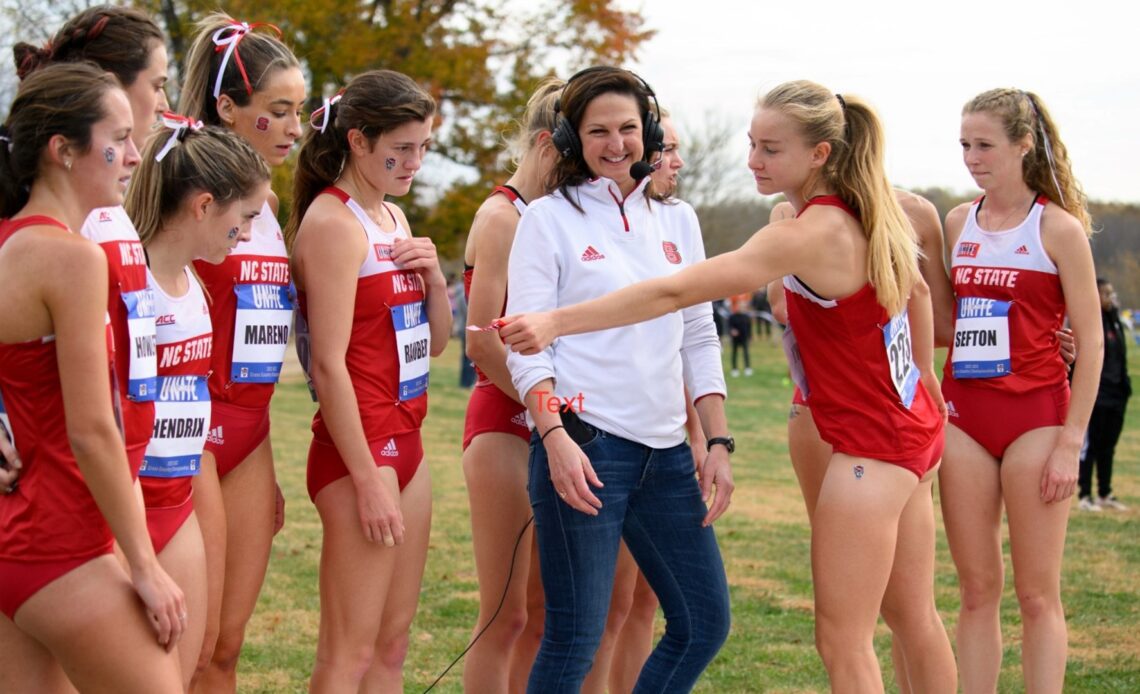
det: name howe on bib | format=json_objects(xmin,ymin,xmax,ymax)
[{"xmin": 123, "ymin": 285, "xmax": 158, "ymax": 400}]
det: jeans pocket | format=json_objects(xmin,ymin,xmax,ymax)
[{"xmin": 575, "ymin": 421, "xmax": 603, "ymax": 451}]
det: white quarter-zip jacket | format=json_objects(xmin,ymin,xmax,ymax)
[{"xmin": 506, "ymin": 177, "xmax": 725, "ymax": 448}]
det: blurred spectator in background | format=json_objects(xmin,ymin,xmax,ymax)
[
  {"xmin": 728, "ymin": 293, "xmax": 753, "ymax": 377},
  {"xmin": 1078, "ymin": 278, "xmax": 1131, "ymax": 511}
]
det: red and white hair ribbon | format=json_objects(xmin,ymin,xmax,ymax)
[
  {"xmin": 155, "ymin": 112, "xmax": 204, "ymax": 162},
  {"xmin": 210, "ymin": 20, "xmax": 282, "ymax": 100},
  {"xmin": 310, "ymin": 91, "xmax": 343, "ymax": 134}
]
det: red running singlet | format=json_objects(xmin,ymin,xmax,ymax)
[
  {"xmin": 944, "ymin": 195, "xmax": 1068, "ymax": 393},
  {"xmin": 81, "ymin": 206, "xmax": 157, "ymax": 478},
  {"xmin": 462, "ymin": 185, "xmax": 529, "ymax": 450},
  {"xmin": 782, "ymin": 197, "xmax": 942, "ymax": 474},
  {"xmin": 140, "ymin": 267, "xmax": 212, "ymax": 552},
  {"xmin": 0, "ymin": 216, "xmax": 117, "ymax": 616},
  {"xmin": 299, "ymin": 187, "xmax": 430, "ymax": 447},
  {"xmin": 194, "ymin": 200, "xmax": 292, "ymax": 409}
]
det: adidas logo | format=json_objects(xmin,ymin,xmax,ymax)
[
  {"xmin": 98, "ymin": 211, "xmax": 112, "ymax": 223},
  {"xmin": 380, "ymin": 438, "xmax": 399, "ymax": 457},
  {"xmin": 1014, "ymin": 244, "xmax": 1029, "ymax": 255},
  {"xmin": 946, "ymin": 400, "xmax": 958, "ymax": 418},
  {"xmin": 510, "ymin": 412, "xmax": 527, "ymax": 427},
  {"xmin": 581, "ymin": 245, "xmax": 605, "ymax": 262},
  {"xmin": 207, "ymin": 425, "xmax": 224, "ymax": 445}
]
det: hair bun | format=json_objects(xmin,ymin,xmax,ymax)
[{"xmin": 12, "ymin": 42, "xmax": 52, "ymax": 81}]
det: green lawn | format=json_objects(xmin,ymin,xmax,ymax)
[{"xmin": 239, "ymin": 337, "xmax": 1140, "ymax": 693}]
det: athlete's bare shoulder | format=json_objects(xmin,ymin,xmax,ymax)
[
  {"xmin": 769, "ymin": 200, "xmax": 795, "ymax": 224},
  {"xmin": 895, "ymin": 189, "xmax": 941, "ymax": 245}
]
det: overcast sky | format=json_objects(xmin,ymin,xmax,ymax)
[{"xmin": 627, "ymin": 0, "xmax": 1139, "ymax": 203}]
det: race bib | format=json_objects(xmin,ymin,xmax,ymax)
[
  {"xmin": 293, "ymin": 308, "xmax": 318, "ymax": 402},
  {"xmin": 0, "ymin": 392, "xmax": 13, "ymax": 449},
  {"xmin": 882, "ymin": 309, "xmax": 919, "ymax": 408},
  {"xmin": 391, "ymin": 300, "xmax": 430, "ymax": 401},
  {"xmin": 140, "ymin": 375, "xmax": 210, "ymax": 477},
  {"xmin": 951, "ymin": 298, "xmax": 1011, "ymax": 379},
  {"xmin": 122, "ymin": 287, "xmax": 158, "ymax": 401},
  {"xmin": 781, "ymin": 326, "xmax": 810, "ymax": 399},
  {"xmin": 232, "ymin": 283, "xmax": 294, "ymax": 383}
]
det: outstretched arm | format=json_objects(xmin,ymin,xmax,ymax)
[{"xmin": 501, "ymin": 219, "xmax": 811, "ymax": 354}]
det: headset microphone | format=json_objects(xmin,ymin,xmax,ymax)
[{"xmin": 630, "ymin": 160, "xmax": 653, "ymax": 182}]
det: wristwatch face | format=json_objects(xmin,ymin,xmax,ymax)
[{"xmin": 708, "ymin": 436, "xmax": 735, "ymax": 453}]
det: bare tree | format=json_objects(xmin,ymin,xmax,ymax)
[{"xmin": 676, "ymin": 110, "xmax": 751, "ymax": 209}]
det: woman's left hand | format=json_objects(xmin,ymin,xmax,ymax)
[
  {"xmin": 920, "ymin": 369, "xmax": 947, "ymax": 424},
  {"xmin": 1039, "ymin": 439, "xmax": 1079, "ymax": 503},
  {"xmin": 699, "ymin": 447, "xmax": 734, "ymax": 526},
  {"xmin": 499, "ymin": 313, "xmax": 559, "ymax": 355}
]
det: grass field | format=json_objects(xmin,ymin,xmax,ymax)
[{"xmin": 238, "ymin": 337, "xmax": 1140, "ymax": 693}]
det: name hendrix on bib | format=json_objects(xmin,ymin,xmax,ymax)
[{"xmin": 141, "ymin": 268, "xmax": 212, "ymax": 480}]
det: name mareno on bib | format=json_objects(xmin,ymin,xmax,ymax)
[
  {"xmin": 951, "ymin": 297, "xmax": 1011, "ymax": 378},
  {"xmin": 141, "ymin": 269, "xmax": 212, "ymax": 479},
  {"xmin": 230, "ymin": 202, "xmax": 292, "ymax": 384}
]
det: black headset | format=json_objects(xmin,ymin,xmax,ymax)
[{"xmin": 550, "ymin": 66, "xmax": 665, "ymax": 164}]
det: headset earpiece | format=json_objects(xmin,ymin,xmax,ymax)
[
  {"xmin": 641, "ymin": 108, "xmax": 664, "ymax": 159},
  {"xmin": 550, "ymin": 99, "xmax": 581, "ymax": 160}
]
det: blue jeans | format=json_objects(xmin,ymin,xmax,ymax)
[{"xmin": 526, "ymin": 425, "xmax": 731, "ymax": 693}]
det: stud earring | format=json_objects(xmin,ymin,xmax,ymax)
[{"xmin": 65, "ymin": 160, "xmax": 72, "ymax": 171}]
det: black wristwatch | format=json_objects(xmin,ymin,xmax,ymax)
[{"xmin": 706, "ymin": 436, "xmax": 735, "ymax": 454}]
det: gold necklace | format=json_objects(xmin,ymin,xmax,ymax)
[{"xmin": 984, "ymin": 194, "xmax": 1033, "ymax": 231}]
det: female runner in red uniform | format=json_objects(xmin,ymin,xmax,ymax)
[
  {"xmin": 937, "ymin": 89, "xmax": 1100, "ymax": 694},
  {"xmin": 0, "ymin": 62, "xmax": 184, "ymax": 694},
  {"xmin": 178, "ymin": 14, "xmax": 306, "ymax": 687},
  {"xmin": 286, "ymin": 69, "xmax": 451, "ymax": 692},
  {"xmin": 501, "ymin": 80, "xmax": 956, "ymax": 693},
  {"xmin": 127, "ymin": 121, "xmax": 272, "ymax": 690},
  {"xmin": 767, "ymin": 189, "xmax": 956, "ymax": 694},
  {"xmin": 461, "ymin": 77, "xmax": 561, "ymax": 694},
  {"xmin": 14, "ymin": 4, "xmax": 170, "ymax": 484}
]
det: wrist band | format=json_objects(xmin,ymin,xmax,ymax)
[{"xmin": 541, "ymin": 425, "xmax": 565, "ymax": 443}]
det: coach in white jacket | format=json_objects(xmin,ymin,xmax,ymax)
[{"xmin": 505, "ymin": 66, "xmax": 733, "ymax": 694}]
